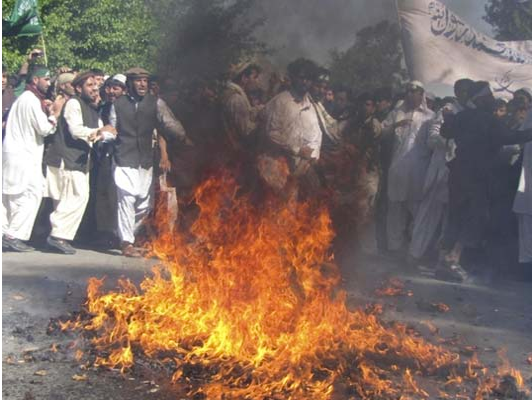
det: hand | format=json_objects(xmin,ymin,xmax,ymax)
[
  {"xmin": 159, "ymin": 157, "xmax": 171, "ymax": 173},
  {"xmin": 43, "ymin": 100, "xmax": 55, "ymax": 117},
  {"xmin": 394, "ymin": 119, "xmax": 412, "ymax": 129},
  {"xmin": 51, "ymin": 97, "xmax": 66, "ymax": 118},
  {"xmin": 28, "ymin": 49, "xmax": 43, "ymax": 61},
  {"xmin": 100, "ymin": 125, "xmax": 117, "ymax": 136},
  {"xmin": 298, "ymin": 146, "xmax": 313, "ymax": 160},
  {"xmin": 88, "ymin": 131, "xmax": 101, "ymax": 143},
  {"xmin": 57, "ymin": 66, "xmax": 71, "ymax": 74},
  {"xmin": 441, "ymin": 107, "xmax": 454, "ymax": 118}
]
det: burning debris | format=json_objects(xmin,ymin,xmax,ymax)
[
  {"xmin": 375, "ymin": 278, "xmax": 413, "ymax": 297},
  {"xmin": 60, "ymin": 170, "xmax": 528, "ymax": 399}
]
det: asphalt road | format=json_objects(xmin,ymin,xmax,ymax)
[{"xmin": 3, "ymin": 246, "xmax": 532, "ymax": 399}]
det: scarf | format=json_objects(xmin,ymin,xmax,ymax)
[{"xmin": 25, "ymin": 83, "xmax": 49, "ymax": 114}]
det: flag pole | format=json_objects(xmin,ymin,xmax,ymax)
[{"xmin": 40, "ymin": 32, "xmax": 48, "ymax": 66}]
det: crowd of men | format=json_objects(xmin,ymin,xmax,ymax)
[{"xmin": 2, "ymin": 49, "xmax": 532, "ymax": 283}]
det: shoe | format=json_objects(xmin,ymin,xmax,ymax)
[
  {"xmin": 435, "ymin": 261, "xmax": 468, "ymax": 283},
  {"xmin": 47, "ymin": 236, "xmax": 76, "ymax": 255},
  {"xmin": 2, "ymin": 235, "xmax": 35, "ymax": 252},
  {"xmin": 121, "ymin": 242, "xmax": 142, "ymax": 258}
]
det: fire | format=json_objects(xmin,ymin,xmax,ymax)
[{"xmin": 64, "ymin": 169, "xmax": 528, "ymax": 399}]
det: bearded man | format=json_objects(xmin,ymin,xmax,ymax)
[
  {"xmin": 44, "ymin": 71, "xmax": 116, "ymax": 254},
  {"xmin": 381, "ymin": 81, "xmax": 434, "ymax": 258},
  {"xmin": 2, "ymin": 65, "xmax": 58, "ymax": 252},
  {"xmin": 109, "ymin": 67, "xmax": 188, "ymax": 257}
]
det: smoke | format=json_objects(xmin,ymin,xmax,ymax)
[
  {"xmin": 248, "ymin": 0, "xmax": 491, "ymax": 68},
  {"xmin": 250, "ymin": 0, "xmax": 395, "ymax": 67}
]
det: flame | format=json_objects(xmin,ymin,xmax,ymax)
[{"xmin": 66, "ymin": 169, "xmax": 527, "ymax": 398}]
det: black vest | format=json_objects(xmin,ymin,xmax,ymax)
[
  {"xmin": 113, "ymin": 94, "xmax": 157, "ymax": 169},
  {"xmin": 44, "ymin": 97, "xmax": 100, "ymax": 172}
]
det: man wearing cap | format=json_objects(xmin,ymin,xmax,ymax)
[
  {"xmin": 92, "ymin": 73, "xmax": 127, "ymax": 247},
  {"xmin": 2, "ymin": 65, "xmax": 58, "ymax": 252},
  {"xmin": 110, "ymin": 67, "xmax": 188, "ymax": 257},
  {"xmin": 408, "ymin": 79, "xmax": 473, "ymax": 268},
  {"xmin": 381, "ymin": 81, "xmax": 434, "ymax": 259},
  {"xmin": 439, "ymin": 81, "xmax": 532, "ymax": 281},
  {"xmin": 52, "ymin": 71, "xmax": 76, "ymax": 115},
  {"xmin": 221, "ymin": 61, "xmax": 262, "ymax": 153},
  {"xmin": 101, "ymin": 74, "xmax": 127, "ymax": 125},
  {"xmin": 44, "ymin": 71, "xmax": 116, "ymax": 254}
]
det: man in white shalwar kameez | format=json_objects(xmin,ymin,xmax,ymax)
[
  {"xmin": 44, "ymin": 71, "xmax": 116, "ymax": 254},
  {"xmin": 2, "ymin": 66, "xmax": 57, "ymax": 252},
  {"xmin": 381, "ymin": 81, "xmax": 434, "ymax": 256},
  {"xmin": 409, "ymin": 79, "xmax": 473, "ymax": 261},
  {"xmin": 110, "ymin": 68, "xmax": 188, "ymax": 257}
]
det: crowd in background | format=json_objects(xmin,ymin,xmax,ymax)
[{"xmin": 3, "ymin": 49, "xmax": 532, "ymax": 283}]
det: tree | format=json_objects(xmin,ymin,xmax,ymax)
[
  {"xmin": 2, "ymin": 0, "xmax": 159, "ymax": 73},
  {"xmin": 328, "ymin": 21, "xmax": 407, "ymax": 94},
  {"xmin": 483, "ymin": 0, "xmax": 532, "ymax": 41}
]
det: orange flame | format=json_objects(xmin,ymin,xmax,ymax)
[{"xmin": 67, "ymin": 169, "xmax": 526, "ymax": 399}]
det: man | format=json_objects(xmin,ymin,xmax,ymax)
[
  {"xmin": 101, "ymin": 74, "xmax": 127, "ymax": 125},
  {"xmin": 381, "ymin": 81, "xmax": 434, "ymax": 258},
  {"xmin": 110, "ymin": 67, "xmax": 188, "ymax": 257},
  {"xmin": 330, "ymin": 85, "xmax": 351, "ymax": 121},
  {"xmin": 52, "ymin": 71, "xmax": 76, "ymax": 116},
  {"xmin": 374, "ymin": 87, "xmax": 394, "ymax": 123},
  {"xmin": 44, "ymin": 71, "xmax": 114, "ymax": 254},
  {"xmin": 440, "ymin": 81, "xmax": 532, "ymax": 281},
  {"xmin": 309, "ymin": 71, "xmax": 343, "ymax": 151},
  {"xmin": 221, "ymin": 61, "xmax": 262, "ymax": 153},
  {"xmin": 2, "ymin": 65, "xmax": 58, "ymax": 252},
  {"xmin": 513, "ymin": 88, "xmax": 531, "ymax": 110},
  {"xmin": 90, "ymin": 68, "xmax": 106, "ymax": 89},
  {"xmin": 409, "ymin": 79, "xmax": 473, "ymax": 269},
  {"xmin": 258, "ymin": 58, "xmax": 323, "ymax": 201},
  {"xmin": 347, "ymin": 93, "xmax": 382, "ymax": 217},
  {"xmin": 373, "ymin": 87, "xmax": 395, "ymax": 253}
]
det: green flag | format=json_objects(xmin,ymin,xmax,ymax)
[{"xmin": 3, "ymin": 0, "xmax": 43, "ymax": 37}]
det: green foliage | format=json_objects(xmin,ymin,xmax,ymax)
[
  {"xmin": 2, "ymin": 0, "xmax": 158, "ymax": 74},
  {"xmin": 328, "ymin": 21, "xmax": 407, "ymax": 94},
  {"xmin": 483, "ymin": 0, "xmax": 532, "ymax": 40},
  {"xmin": 155, "ymin": 0, "xmax": 268, "ymax": 82}
]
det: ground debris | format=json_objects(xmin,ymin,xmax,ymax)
[
  {"xmin": 375, "ymin": 277, "xmax": 413, "ymax": 297},
  {"xmin": 34, "ymin": 369, "xmax": 48, "ymax": 376},
  {"xmin": 459, "ymin": 345, "xmax": 478, "ymax": 357},
  {"xmin": 5, "ymin": 354, "xmax": 17, "ymax": 364},
  {"xmin": 493, "ymin": 374, "xmax": 529, "ymax": 399},
  {"xmin": 416, "ymin": 300, "xmax": 450, "ymax": 313},
  {"xmin": 23, "ymin": 392, "xmax": 35, "ymax": 400},
  {"xmin": 72, "ymin": 373, "xmax": 88, "ymax": 381}
]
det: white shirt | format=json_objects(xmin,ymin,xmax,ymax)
[
  {"xmin": 2, "ymin": 90, "xmax": 56, "ymax": 195},
  {"xmin": 262, "ymin": 91, "xmax": 323, "ymax": 159},
  {"xmin": 382, "ymin": 102, "xmax": 434, "ymax": 202},
  {"xmin": 63, "ymin": 98, "xmax": 102, "ymax": 143}
]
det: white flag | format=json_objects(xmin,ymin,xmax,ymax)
[{"xmin": 397, "ymin": 0, "xmax": 532, "ymax": 97}]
